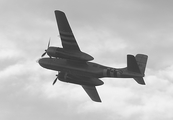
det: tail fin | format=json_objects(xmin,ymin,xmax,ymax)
[
  {"xmin": 127, "ymin": 55, "xmax": 141, "ymax": 74},
  {"xmin": 135, "ymin": 54, "xmax": 148, "ymax": 75},
  {"xmin": 127, "ymin": 54, "xmax": 148, "ymax": 85}
]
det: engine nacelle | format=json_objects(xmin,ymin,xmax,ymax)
[
  {"xmin": 46, "ymin": 47, "xmax": 93, "ymax": 61},
  {"xmin": 58, "ymin": 71, "xmax": 103, "ymax": 86}
]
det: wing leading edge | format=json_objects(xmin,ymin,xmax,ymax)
[
  {"xmin": 54, "ymin": 10, "xmax": 80, "ymax": 51},
  {"xmin": 82, "ymin": 85, "xmax": 101, "ymax": 102}
]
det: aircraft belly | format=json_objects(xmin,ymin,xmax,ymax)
[{"xmin": 39, "ymin": 58, "xmax": 103, "ymax": 78}]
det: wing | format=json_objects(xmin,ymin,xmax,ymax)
[
  {"xmin": 58, "ymin": 71, "xmax": 102, "ymax": 102},
  {"xmin": 55, "ymin": 10, "xmax": 80, "ymax": 51},
  {"xmin": 82, "ymin": 85, "xmax": 101, "ymax": 102}
]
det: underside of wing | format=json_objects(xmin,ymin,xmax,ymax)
[
  {"xmin": 82, "ymin": 85, "xmax": 101, "ymax": 102},
  {"xmin": 54, "ymin": 10, "xmax": 80, "ymax": 51}
]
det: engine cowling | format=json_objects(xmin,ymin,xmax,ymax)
[
  {"xmin": 46, "ymin": 47, "xmax": 93, "ymax": 61},
  {"xmin": 57, "ymin": 71, "xmax": 103, "ymax": 86}
]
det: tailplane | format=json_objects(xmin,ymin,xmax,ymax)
[
  {"xmin": 134, "ymin": 77, "xmax": 145, "ymax": 85},
  {"xmin": 127, "ymin": 54, "xmax": 148, "ymax": 85}
]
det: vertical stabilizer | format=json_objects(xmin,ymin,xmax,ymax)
[
  {"xmin": 127, "ymin": 55, "xmax": 141, "ymax": 74},
  {"xmin": 134, "ymin": 54, "xmax": 148, "ymax": 85},
  {"xmin": 135, "ymin": 54, "xmax": 148, "ymax": 75},
  {"xmin": 127, "ymin": 54, "xmax": 148, "ymax": 85}
]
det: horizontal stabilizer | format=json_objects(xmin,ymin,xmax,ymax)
[{"xmin": 134, "ymin": 77, "xmax": 145, "ymax": 85}]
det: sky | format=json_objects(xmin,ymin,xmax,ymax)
[{"xmin": 0, "ymin": 0, "xmax": 173, "ymax": 120}]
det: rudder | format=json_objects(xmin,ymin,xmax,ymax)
[{"xmin": 135, "ymin": 54, "xmax": 148, "ymax": 75}]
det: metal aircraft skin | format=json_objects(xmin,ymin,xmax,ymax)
[{"xmin": 38, "ymin": 10, "xmax": 148, "ymax": 102}]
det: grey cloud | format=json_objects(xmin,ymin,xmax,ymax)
[
  {"xmin": 1, "ymin": 0, "xmax": 173, "ymax": 120},
  {"xmin": 0, "ymin": 58, "xmax": 21, "ymax": 71}
]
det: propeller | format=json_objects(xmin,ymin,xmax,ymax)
[
  {"xmin": 41, "ymin": 39, "xmax": 50, "ymax": 57},
  {"xmin": 52, "ymin": 74, "xmax": 58, "ymax": 85}
]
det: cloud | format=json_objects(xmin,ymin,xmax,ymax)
[
  {"xmin": 75, "ymin": 67, "xmax": 173, "ymax": 119},
  {"xmin": 1, "ymin": 0, "xmax": 173, "ymax": 120}
]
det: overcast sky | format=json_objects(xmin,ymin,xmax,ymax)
[{"xmin": 1, "ymin": 0, "xmax": 173, "ymax": 120}]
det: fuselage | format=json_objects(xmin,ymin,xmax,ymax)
[{"xmin": 38, "ymin": 58, "xmax": 143, "ymax": 79}]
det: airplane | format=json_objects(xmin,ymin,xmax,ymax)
[{"xmin": 38, "ymin": 10, "xmax": 148, "ymax": 102}]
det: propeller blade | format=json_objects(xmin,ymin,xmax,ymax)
[
  {"xmin": 52, "ymin": 77, "xmax": 58, "ymax": 85},
  {"xmin": 41, "ymin": 52, "xmax": 47, "ymax": 57},
  {"xmin": 53, "ymin": 74, "xmax": 58, "ymax": 85},
  {"xmin": 41, "ymin": 39, "xmax": 50, "ymax": 57},
  {"xmin": 48, "ymin": 38, "xmax": 50, "ymax": 48}
]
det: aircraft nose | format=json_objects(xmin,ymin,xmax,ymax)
[
  {"xmin": 37, "ymin": 58, "xmax": 48, "ymax": 66},
  {"xmin": 37, "ymin": 58, "xmax": 54, "ymax": 70},
  {"xmin": 36, "ymin": 58, "xmax": 40, "ymax": 63},
  {"xmin": 37, "ymin": 58, "xmax": 43, "ymax": 67},
  {"xmin": 37, "ymin": 58, "xmax": 47, "ymax": 68}
]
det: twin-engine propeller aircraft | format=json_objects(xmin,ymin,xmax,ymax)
[{"xmin": 38, "ymin": 10, "xmax": 148, "ymax": 102}]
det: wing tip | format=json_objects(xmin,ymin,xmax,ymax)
[
  {"xmin": 91, "ymin": 96, "xmax": 102, "ymax": 102},
  {"xmin": 93, "ymin": 99, "xmax": 102, "ymax": 102},
  {"xmin": 54, "ymin": 10, "xmax": 65, "ymax": 14},
  {"xmin": 82, "ymin": 85, "xmax": 102, "ymax": 102}
]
